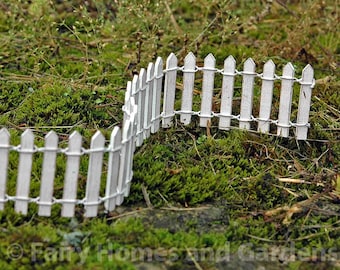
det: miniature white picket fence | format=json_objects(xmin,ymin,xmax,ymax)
[{"xmin": 0, "ymin": 52, "xmax": 315, "ymax": 217}]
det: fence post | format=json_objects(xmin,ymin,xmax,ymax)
[
  {"xmin": 257, "ymin": 60, "xmax": 275, "ymax": 133},
  {"xmin": 296, "ymin": 64, "xmax": 314, "ymax": 140},
  {"xmin": 277, "ymin": 63, "xmax": 295, "ymax": 137},
  {"xmin": 38, "ymin": 131, "xmax": 58, "ymax": 216},
  {"xmin": 200, "ymin": 53, "xmax": 216, "ymax": 127},
  {"xmin": 180, "ymin": 52, "xmax": 196, "ymax": 125},
  {"xmin": 219, "ymin": 55, "xmax": 236, "ymax": 130},
  {"xmin": 105, "ymin": 126, "xmax": 122, "ymax": 211},
  {"xmin": 239, "ymin": 58, "xmax": 256, "ymax": 129},
  {"xmin": 62, "ymin": 131, "xmax": 82, "ymax": 217},
  {"xmin": 162, "ymin": 53, "xmax": 178, "ymax": 128},
  {"xmin": 84, "ymin": 131, "xmax": 105, "ymax": 217},
  {"xmin": 15, "ymin": 129, "xmax": 34, "ymax": 215},
  {"xmin": 145, "ymin": 62, "xmax": 154, "ymax": 138},
  {"xmin": 0, "ymin": 128, "xmax": 10, "ymax": 211},
  {"xmin": 151, "ymin": 57, "xmax": 163, "ymax": 133}
]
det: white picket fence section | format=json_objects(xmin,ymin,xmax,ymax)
[{"xmin": 0, "ymin": 52, "xmax": 315, "ymax": 217}]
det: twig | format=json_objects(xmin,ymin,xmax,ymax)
[
  {"xmin": 106, "ymin": 208, "xmax": 149, "ymax": 221},
  {"xmin": 185, "ymin": 247, "xmax": 204, "ymax": 270},
  {"xmin": 141, "ymin": 184, "xmax": 153, "ymax": 209},
  {"xmin": 163, "ymin": 1, "xmax": 182, "ymax": 35}
]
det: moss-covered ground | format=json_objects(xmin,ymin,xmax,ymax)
[{"xmin": 0, "ymin": 0, "xmax": 339, "ymax": 269}]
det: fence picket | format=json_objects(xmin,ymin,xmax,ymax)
[
  {"xmin": 131, "ymin": 75, "xmax": 140, "ymax": 147},
  {"xmin": 296, "ymin": 65, "xmax": 314, "ymax": 140},
  {"xmin": 85, "ymin": 131, "xmax": 105, "ymax": 217},
  {"xmin": 200, "ymin": 53, "xmax": 216, "ymax": 127},
  {"xmin": 62, "ymin": 131, "xmax": 82, "ymax": 217},
  {"xmin": 239, "ymin": 58, "xmax": 256, "ymax": 129},
  {"xmin": 145, "ymin": 62, "xmax": 154, "ymax": 139},
  {"xmin": 38, "ymin": 131, "xmax": 58, "ymax": 216},
  {"xmin": 277, "ymin": 63, "xmax": 295, "ymax": 137},
  {"xmin": 162, "ymin": 53, "xmax": 178, "ymax": 128},
  {"xmin": 105, "ymin": 127, "xmax": 121, "ymax": 211},
  {"xmin": 219, "ymin": 55, "xmax": 236, "ymax": 130},
  {"xmin": 15, "ymin": 129, "xmax": 34, "ymax": 215},
  {"xmin": 180, "ymin": 52, "xmax": 196, "ymax": 125},
  {"xmin": 0, "ymin": 128, "xmax": 10, "ymax": 211},
  {"xmin": 124, "ymin": 103, "xmax": 137, "ymax": 198},
  {"xmin": 136, "ymin": 69, "xmax": 146, "ymax": 146},
  {"xmin": 151, "ymin": 57, "xmax": 163, "ymax": 133},
  {"xmin": 258, "ymin": 60, "xmax": 275, "ymax": 133}
]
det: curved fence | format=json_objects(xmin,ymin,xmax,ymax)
[{"xmin": 0, "ymin": 52, "xmax": 315, "ymax": 217}]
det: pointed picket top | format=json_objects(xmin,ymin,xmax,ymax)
[
  {"xmin": 125, "ymin": 81, "xmax": 132, "ymax": 104},
  {"xmin": 224, "ymin": 55, "xmax": 236, "ymax": 73},
  {"xmin": 244, "ymin": 58, "xmax": 256, "ymax": 72},
  {"xmin": 45, "ymin": 130, "xmax": 58, "ymax": 143},
  {"xmin": 69, "ymin": 130, "xmax": 82, "ymax": 147},
  {"xmin": 282, "ymin": 62, "xmax": 295, "ymax": 79},
  {"xmin": 155, "ymin": 56, "xmax": 163, "ymax": 75},
  {"xmin": 166, "ymin": 52, "xmax": 178, "ymax": 68},
  {"xmin": 21, "ymin": 129, "xmax": 35, "ymax": 145},
  {"xmin": 90, "ymin": 130, "xmax": 105, "ymax": 147},
  {"xmin": 131, "ymin": 75, "xmax": 139, "ymax": 95},
  {"xmin": 147, "ymin": 62, "xmax": 155, "ymax": 81},
  {"xmin": 301, "ymin": 64, "xmax": 314, "ymax": 83},
  {"xmin": 139, "ymin": 68, "xmax": 146, "ymax": 89},
  {"xmin": 204, "ymin": 53, "xmax": 216, "ymax": 67},
  {"xmin": 263, "ymin": 59, "xmax": 275, "ymax": 75},
  {"xmin": 0, "ymin": 128, "xmax": 10, "ymax": 145},
  {"xmin": 184, "ymin": 51, "xmax": 196, "ymax": 66}
]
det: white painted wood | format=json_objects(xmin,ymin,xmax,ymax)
[
  {"xmin": 116, "ymin": 110, "xmax": 134, "ymax": 205},
  {"xmin": 296, "ymin": 64, "xmax": 314, "ymax": 140},
  {"xmin": 258, "ymin": 60, "xmax": 275, "ymax": 133},
  {"xmin": 0, "ymin": 128, "xmax": 10, "ymax": 210},
  {"xmin": 85, "ymin": 131, "xmax": 105, "ymax": 217},
  {"xmin": 145, "ymin": 62, "xmax": 154, "ymax": 138},
  {"xmin": 162, "ymin": 53, "xmax": 178, "ymax": 128},
  {"xmin": 200, "ymin": 53, "xmax": 216, "ymax": 127},
  {"xmin": 136, "ymin": 68, "xmax": 146, "ymax": 147},
  {"xmin": 15, "ymin": 129, "xmax": 34, "ymax": 215},
  {"xmin": 219, "ymin": 55, "xmax": 236, "ymax": 130},
  {"xmin": 180, "ymin": 52, "xmax": 196, "ymax": 125},
  {"xmin": 124, "ymin": 103, "xmax": 137, "ymax": 198},
  {"xmin": 38, "ymin": 131, "xmax": 58, "ymax": 216},
  {"xmin": 130, "ymin": 75, "xmax": 139, "ymax": 151},
  {"xmin": 105, "ymin": 126, "xmax": 121, "ymax": 211},
  {"xmin": 151, "ymin": 57, "xmax": 163, "ymax": 134},
  {"xmin": 239, "ymin": 58, "xmax": 256, "ymax": 129},
  {"xmin": 62, "ymin": 131, "xmax": 82, "ymax": 217},
  {"xmin": 123, "ymin": 81, "xmax": 132, "ymax": 127},
  {"xmin": 277, "ymin": 63, "xmax": 295, "ymax": 137}
]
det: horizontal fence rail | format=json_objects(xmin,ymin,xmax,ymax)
[{"xmin": 0, "ymin": 52, "xmax": 315, "ymax": 217}]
